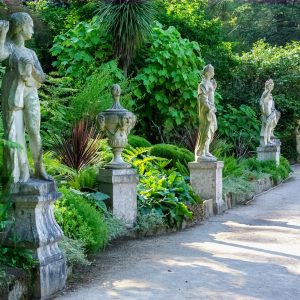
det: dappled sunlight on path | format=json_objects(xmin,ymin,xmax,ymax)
[{"xmin": 55, "ymin": 166, "xmax": 300, "ymax": 300}]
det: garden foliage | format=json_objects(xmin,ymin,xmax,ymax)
[
  {"xmin": 134, "ymin": 21, "xmax": 204, "ymax": 137},
  {"xmin": 39, "ymin": 73, "xmax": 77, "ymax": 142},
  {"xmin": 51, "ymin": 17, "xmax": 112, "ymax": 79},
  {"xmin": 127, "ymin": 135, "xmax": 152, "ymax": 148},
  {"xmin": 124, "ymin": 146, "xmax": 201, "ymax": 228},
  {"xmin": 223, "ymin": 41, "xmax": 300, "ymax": 159},
  {"xmin": 67, "ymin": 60, "xmax": 128, "ymax": 122},
  {"xmin": 54, "ymin": 187, "xmax": 108, "ymax": 252},
  {"xmin": 149, "ymin": 144, "xmax": 194, "ymax": 169},
  {"xmin": 218, "ymin": 104, "xmax": 260, "ymax": 157}
]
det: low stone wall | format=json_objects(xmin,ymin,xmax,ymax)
[{"xmin": 225, "ymin": 175, "xmax": 273, "ymax": 209}]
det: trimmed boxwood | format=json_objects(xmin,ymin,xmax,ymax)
[
  {"xmin": 149, "ymin": 144, "xmax": 194, "ymax": 168},
  {"xmin": 127, "ymin": 135, "xmax": 152, "ymax": 148}
]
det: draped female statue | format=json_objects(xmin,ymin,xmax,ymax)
[
  {"xmin": 0, "ymin": 12, "xmax": 50, "ymax": 183},
  {"xmin": 195, "ymin": 64, "xmax": 217, "ymax": 161},
  {"xmin": 259, "ymin": 79, "xmax": 281, "ymax": 146}
]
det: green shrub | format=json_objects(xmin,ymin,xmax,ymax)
[
  {"xmin": 54, "ymin": 187, "xmax": 108, "ymax": 252},
  {"xmin": 123, "ymin": 146, "xmax": 201, "ymax": 228},
  {"xmin": 51, "ymin": 16, "xmax": 112, "ymax": 79},
  {"xmin": 104, "ymin": 213, "xmax": 127, "ymax": 242},
  {"xmin": 59, "ymin": 236, "xmax": 90, "ymax": 266},
  {"xmin": 67, "ymin": 60, "xmax": 129, "ymax": 122},
  {"xmin": 222, "ymin": 156, "xmax": 243, "ymax": 179},
  {"xmin": 134, "ymin": 21, "xmax": 205, "ymax": 137},
  {"xmin": 240, "ymin": 156, "xmax": 291, "ymax": 185},
  {"xmin": 218, "ymin": 104, "xmax": 260, "ymax": 157},
  {"xmin": 222, "ymin": 41, "xmax": 300, "ymax": 159},
  {"xmin": 156, "ymin": 0, "xmax": 238, "ymax": 86},
  {"xmin": 127, "ymin": 135, "xmax": 152, "ymax": 148},
  {"xmin": 138, "ymin": 166, "xmax": 201, "ymax": 228},
  {"xmin": 28, "ymin": 0, "xmax": 77, "ymax": 36},
  {"xmin": 150, "ymin": 144, "xmax": 194, "ymax": 168},
  {"xmin": 223, "ymin": 176, "xmax": 255, "ymax": 196},
  {"xmin": 68, "ymin": 167, "xmax": 97, "ymax": 190},
  {"xmin": 135, "ymin": 210, "xmax": 165, "ymax": 234},
  {"xmin": 39, "ymin": 73, "xmax": 77, "ymax": 144}
]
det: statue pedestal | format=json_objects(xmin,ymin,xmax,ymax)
[
  {"xmin": 5, "ymin": 180, "xmax": 66, "ymax": 299},
  {"xmin": 257, "ymin": 143, "xmax": 281, "ymax": 166},
  {"xmin": 296, "ymin": 134, "xmax": 300, "ymax": 163},
  {"xmin": 97, "ymin": 168, "xmax": 137, "ymax": 227},
  {"xmin": 188, "ymin": 161, "xmax": 226, "ymax": 215}
]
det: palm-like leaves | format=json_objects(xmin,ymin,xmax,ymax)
[
  {"xmin": 52, "ymin": 120, "xmax": 102, "ymax": 172},
  {"xmin": 97, "ymin": 0, "xmax": 155, "ymax": 77}
]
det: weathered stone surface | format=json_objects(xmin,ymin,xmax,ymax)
[
  {"xmin": 259, "ymin": 79, "xmax": 281, "ymax": 147},
  {"xmin": 97, "ymin": 84, "xmax": 136, "ymax": 169},
  {"xmin": 203, "ymin": 199, "xmax": 214, "ymax": 219},
  {"xmin": 188, "ymin": 161, "xmax": 226, "ymax": 214},
  {"xmin": 0, "ymin": 267, "xmax": 30, "ymax": 300},
  {"xmin": 97, "ymin": 168, "xmax": 138, "ymax": 227},
  {"xmin": 225, "ymin": 175, "xmax": 273, "ymax": 208},
  {"xmin": 4, "ymin": 179, "xmax": 66, "ymax": 299},
  {"xmin": 0, "ymin": 12, "xmax": 50, "ymax": 183},
  {"xmin": 195, "ymin": 64, "xmax": 218, "ymax": 162},
  {"xmin": 296, "ymin": 119, "xmax": 300, "ymax": 163},
  {"xmin": 257, "ymin": 143, "xmax": 281, "ymax": 165}
]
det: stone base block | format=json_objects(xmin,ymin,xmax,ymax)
[
  {"xmin": 188, "ymin": 161, "xmax": 226, "ymax": 215},
  {"xmin": 203, "ymin": 199, "xmax": 214, "ymax": 219},
  {"xmin": 4, "ymin": 179, "xmax": 66, "ymax": 299},
  {"xmin": 97, "ymin": 168, "xmax": 138, "ymax": 227},
  {"xmin": 296, "ymin": 134, "xmax": 300, "ymax": 163},
  {"xmin": 257, "ymin": 144, "xmax": 280, "ymax": 165}
]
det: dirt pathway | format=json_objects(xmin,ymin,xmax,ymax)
[{"xmin": 55, "ymin": 165, "xmax": 300, "ymax": 300}]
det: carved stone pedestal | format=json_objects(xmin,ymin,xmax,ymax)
[
  {"xmin": 5, "ymin": 180, "xmax": 66, "ymax": 299},
  {"xmin": 257, "ymin": 143, "xmax": 281, "ymax": 166},
  {"xmin": 188, "ymin": 161, "xmax": 226, "ymax": 215},
  {"xmin": 97, "ymin": 168, "xmax": 138, "ymax": 227}
]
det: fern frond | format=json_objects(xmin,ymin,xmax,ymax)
[{"xmin": 122, "ymin": 146, "xmax": 151, "ymax": 162}]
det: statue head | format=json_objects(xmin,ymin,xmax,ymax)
[
  {"xmin": 265, "ymin": 79, "xmax": 274, "ymax": 92},
  {"xmin": 203, "ymin": 64, "xmax": 214, "ymax": 79},
  {"xmin": 8, "ymin": 12, "xmax": 34, "ymax": 41},
  {"xmin": 111, "ymin": 84, "xmax": 121, "ymax": 98}
]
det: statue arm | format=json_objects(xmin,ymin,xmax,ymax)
[
  {"xmin": 198, "ymin": 83, "xmax": 211, "ymax": 110},
  {"xmin": 0, "ymin": 20, "xmax": 10, "ymax": 61},
  {"xmin": 259, "ymin": 90, "xmax": 269, "ymax": 115},
  {"xmin": 212, "ymin": 79, "xmax": 217, "ymax": 91},
  {"xmin": 31, "ymin": 50, "xmax": 45, "ymax": 83}
]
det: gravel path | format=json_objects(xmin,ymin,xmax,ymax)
[{"xmin": 55, "ymin": 165, "xmax": 300, "ymax": 300}]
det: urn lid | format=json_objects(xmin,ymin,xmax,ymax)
[{"xmin": 103, "ymin": 84, "xmax": 128, "ymax": 114}]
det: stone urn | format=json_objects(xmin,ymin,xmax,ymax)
[{"xmin": 98, "ymin": 84, "xmax": 136, "ymax": 169}]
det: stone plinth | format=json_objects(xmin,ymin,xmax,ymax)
[
  {"xmin": 257, "ymin": 144, "xmax": 280, "ymax": 166},
  {"xmin": 4, "ymin": 180, "xmax": 66, "ymax": 299},
  {"xmin": 188, "ymin": 161, "xmax": 226, "ymax": 214},
  {"xmin": 97, "ymin": 168, "xmax": 138, "ymax": 227},
  {"xmin": 296, "ymin": 134, "xmax": 300, "ymax": 163}
]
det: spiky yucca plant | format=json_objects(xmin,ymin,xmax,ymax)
[{"xmin": 97, "ymin": 0, "xmax": 155, "ymax": 77}]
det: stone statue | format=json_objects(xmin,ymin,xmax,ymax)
[
  {"xmin": 0, "ymin": 12, "xmax": 50, "ymax": 183},
  {"xmin": 195, "ymin": 64, "xmax": 217, "ymax": 161},
  {"xmin": 259, "ymin": 79, "xmax": 281, "ymax": 146}
]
